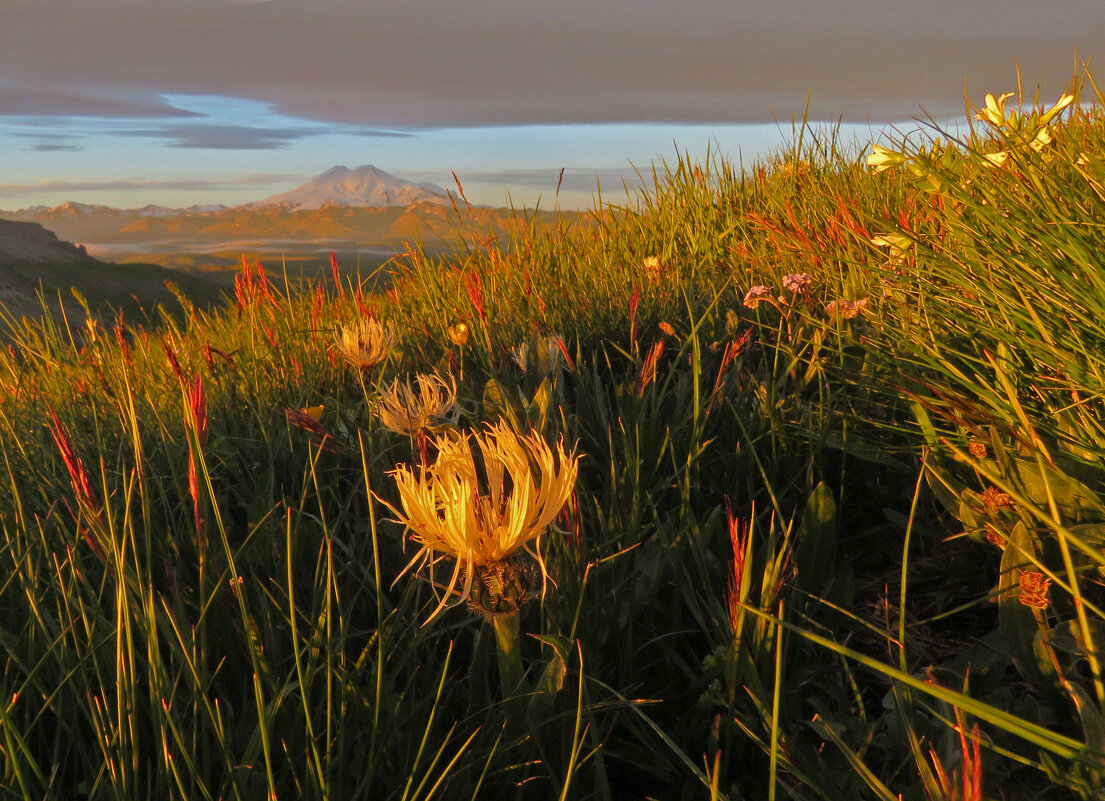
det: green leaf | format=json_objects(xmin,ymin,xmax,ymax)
[
  {"xmin": 923, "ymin": 458, "xmax": 982, "ymax": 529},
  {"xmin": 998, "ymin": 521, "xmax": 1053, "ymax": 687},
  {"xmin": 482, "ymin": 378, "xmax": 520, "ymax": 428},
  {"xmin": 527, "ymin": 634, "xmax": 570, "ymax": 723},
  {"xmin": 527, "ymin": 379, "xmax": 552, "ymax": 431},
  {"xmin": 795, "ymin": 481, "xmax": 837, "ymax": 597},
  {"xmin": 1010, "ymin": 457, "xmax": 1104, "ymax": 521},
  {"xmin": 1050, "ymin": 619, "xmax": 1105, "ymax": 659},
  {"xmin": 1066, "ymin": 683, "xmax": 1105, "ymax": 786}
]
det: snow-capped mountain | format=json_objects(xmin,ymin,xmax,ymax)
[{"xmin": 252, "ymin": 165, "xmax": 451, "ymax": 210}]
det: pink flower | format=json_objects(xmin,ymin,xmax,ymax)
[
  {"xmin": 782, "ymin": 273, "xmax": 812, "ymax": 293},
  {"xmin": 743, "ymin": 285, "xmax": 774, "ymax": 310}
]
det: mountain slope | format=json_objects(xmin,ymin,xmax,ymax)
[
  {"xmin": 0, "ymin": 219, "xmax": 224, "ymax": 327},
  {"xmin": 0, "ymin": 218, "xmax": 99, "ymax": 264}
]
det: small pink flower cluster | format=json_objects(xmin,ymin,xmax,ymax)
[
  {"xmin": 781, "ymin": 273, "xmax": 812, "ymax": 293},
  {"xmin": 743, "ymin": 285, "xmax": 776, "ymax": 310}
]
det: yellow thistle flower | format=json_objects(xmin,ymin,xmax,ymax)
[
  {"xmin": 339, "ymin": 318, "xmax": 396, "ymax": 370},
  {"xmin": 377, "ymin": 373, "xmax": 459, "ymax": 437},
  {"xmin": 385, "ymin": 421, "xmax": 580, "ymax": 619}
]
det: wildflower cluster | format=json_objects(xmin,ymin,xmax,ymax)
[
  {"xmin": 865, "ymin": 89, "xmax": 1076, "ymax": 192},
  {"xmin": 336, "ymin": 322, "xmax": 581, "ymax": 622}
]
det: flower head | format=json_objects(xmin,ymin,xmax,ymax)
[
  {"xmin": 385, "ymin": 422, "xmax": 579, "ymax": 618},
  {"xmin": 977, "ymin": 92, "xmax": 1016, "ymax": 127},
  {"xmin": 339, "ymin": 318, "xmax": 396, "ymax": 370},
  {"xmin": 981, "ymin": 150, "xmax": 1010, "ymax": 167},
  {"xmin": 377, "ymin": 373, "xmax": 459, "ymax": 438},
  {"xmin": 781, "ymin": 273, "xmax": 813, "ymax": 294},
  {"xmin": 778, "ymin": 159, "xmax": 811, "ymax": 179},
  {"xmin": 511, "ymin": 334, "xmax": 569, "ymax": 375},
  {"xmin": 967, "ymin": 441, "xmax": 988, "ymax": 460},
  {"xmin": 447, "ymin": 323, "xmax": 470, "ymax": 346},
  {"xmin": 1017, "ymin": 570, "xmax": 1051, "ymax": 610},
  {"xmin": 825, "ymin": 298, "xmax": 869, "ymax": 320},
  {"xmin": 743, "ymin": 285, "xmax": 775, "ymax": 310},
  {"xmin": 866, "ymin": 144, "xmax": 907, "ymax": 172},
  {"xmin": 870, "ymin": 233, "xmax": 914, "ymax": 264}
]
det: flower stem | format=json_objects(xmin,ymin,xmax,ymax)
[{"xmin": 492, "ymin": 612, "xmax": 523, "ymax": 702}]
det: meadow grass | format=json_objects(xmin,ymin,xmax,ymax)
[{"xmin": 1, "ymin": 73, "xmax": 1104, "ymax": 799}]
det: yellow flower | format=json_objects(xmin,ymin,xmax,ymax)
[
  {"xmin": 447, "ymin": 323, "xmax": 470, "ymax": 346},
  {"xmin": 866, "ymin": 144, "xmax": 906, "ymax": 172},
  {"xmin": 377, "ymin": 373, "xmax": 458, "ymax": 437},
  {"xmin": 1038, "ymin": 93, "xmax": 1075, "ymax": 127},
  {"xmin": 642, "ymin": 256, "xmax": 663, "ymax": 280},
  {"xmin": 1029, "ymin": 127, "xmax": 1051, "ymax": 153},
  {"xmin": 870, "ymin": 233, "xmax": 914, "ymax": 263},
  {"xmin": 977, "ymin": 92, "xmax": 1016, "ymax": 127},
  {"xmin": 385, "ymin": 422, "xmax": 579, "ymax": 618},
  {"xmin": 339, "ymin": 318, "xmax": 396, "ymax": 370},
  {"xmin": 981, "ymin": 150, "xmax": 1010, "ymax": 167}
]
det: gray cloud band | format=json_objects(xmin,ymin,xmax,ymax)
[{"xmin": 0, "ymin": 1, "xmax": 1098, "ymax": 128}]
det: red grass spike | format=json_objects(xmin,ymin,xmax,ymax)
[
  {"xmin": 329, "ymin": 251, "xmax": 345, "ymax": 299},
  {"xmin": 638, "ymin": 339, "xmax": 665, "ymax": 396},
  {"xmin": 465, "ymin": 270, "xmax": 487, "ymax": 325},
  {"xmin": 628, "ymin": 287, "xmax": 640, "ymax": 356},
  {"xmin": 47, "ymin": 409, "xmax": 105, "ymax": 561}
]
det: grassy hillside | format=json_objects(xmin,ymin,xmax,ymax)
[
  {"xmin": 1, "ymin": 76, "xmax": 1104, "ymax": 800},
  {"xmin": 0, "ymin": 256, "xmax": 227, "ymax": 335}
]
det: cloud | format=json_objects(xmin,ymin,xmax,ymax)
[
  {"xmin": 0, "ymin": 86, "xmax": 201, "ymax": 119},
  {"xmin": 0, "ymin": 173, "xmax": 299, "ymax": 196},
  {"xmin": 10, "ymin": 131, "xmax": 85, "ymax": 152},
  {"xmin": 113, "ymin": 122, "xmax": 414, "ymax": 149},
  {"xmin": 27, "ymin": 143, "xmax": 81, "ymax": 152},
  {"xmin": 0, "ymin": 1, "xmax": 1099, "ymax": 128},
  {"xmin": 117, "ymin": 123, "xmax": 323, "ymax": 149},
  {"xmin": 347, "ymin": 129, "xmax": 416, "ymax": 139}
]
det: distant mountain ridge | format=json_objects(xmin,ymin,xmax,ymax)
[
  {"xmin": 0, "ymin": 165, "xmax": 577, "ymax": 267},
  {"xmin": 2, "ymin": 165, "xmax": 451, "ymax": 219}
]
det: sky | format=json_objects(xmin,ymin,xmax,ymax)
[{"xmin": 1, "ymin": 0, "xmax": 1102, "ymax": 211}]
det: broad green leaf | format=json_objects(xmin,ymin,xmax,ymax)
[
  {"xmin": 1050, "ymin": 619, "xmax": 1105, "ymax": 659},
  {"xmin": 482, "ymin": 378, "xmax": 520, "ymax": 428},
  {"xmin": 795, "ymin": 481, "xmax": 837, "ymax": 597},
  {"xmin": 1011, "ymin": 457, "xmax": 1104, "ymax": 521},
  {"xmin": 998, "ymin": 521, "xmax": 1053, "ymax": 687},
  {"xmin": 1067, "ymin": 683, "xmax": 1105, "ymax": 787}
]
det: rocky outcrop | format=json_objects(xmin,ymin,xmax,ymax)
[{"xmin": 0, "ymin": 218, "xmax": 99, "ymax": 264}]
